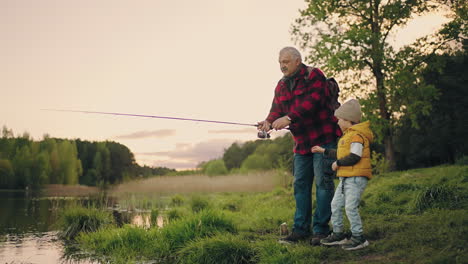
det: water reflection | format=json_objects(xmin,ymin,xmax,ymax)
[
  {"xmin": 0, "ymin": 232, "xmax": 99, "ymax": 264},
  {"xmin": 0, "ymin": 190, "xmax": 159, "ymax": 264}
]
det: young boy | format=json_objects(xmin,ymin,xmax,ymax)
[{"xmin": 311, "ymin": 99, "xmax": 373, "ymax": 250}]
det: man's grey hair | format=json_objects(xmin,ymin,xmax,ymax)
[{"xmin": 279, "ymin": 47, "xmax": 302, "ymax": 61}]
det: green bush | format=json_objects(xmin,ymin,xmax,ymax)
[
  {"xmin": 240, "ymin": 154, "xmax": 272, "ymax": 172},
  {"xmin": 204, "ymin": 159, "xmax": 228, "ymax": 176}
]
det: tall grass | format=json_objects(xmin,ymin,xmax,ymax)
[
  {"xmin": 78, "ymin": 209, "xmax": 237, "ymax": 262},
  {"xmin": 57, "ymin": 206, "xmax": 114, "ymax": 240},
  {"xmin": 160, "ymin": 209, "xmax": 237, "ymax": 252},
  {"xmin": 412, "ymin": 184, "xmax": 463, "ymax": 212},
  {"xmin": 190, "ymin": 195, "xmax": 211, "ymax": 212},
  {"xmin": 177, "ymin": 234, "xmax": 257, "ymax": 264}
]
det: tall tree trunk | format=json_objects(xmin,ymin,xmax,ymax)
[
  {"xmin": 371, "ymin": 0, "xmax": 396, "ymax": 171},
  {"xmin": 376, "ymin": 70, "xmax": 396, "ymax": 171}
]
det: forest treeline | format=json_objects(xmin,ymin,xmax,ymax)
[{"xmin": 0, "ymin": 134, "xmax": 175, "ymax": 189}]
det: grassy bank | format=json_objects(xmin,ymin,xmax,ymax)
[{"xmin": 68, "ymin": 165, "xmax": 467, "ymax": 263}]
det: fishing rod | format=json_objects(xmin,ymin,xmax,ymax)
[{"xmin": 41, "ymin": 109, "xmax": 272, "ymax": 138}]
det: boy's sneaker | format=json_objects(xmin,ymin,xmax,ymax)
[
  {"xmin": 278, "ymin": 232, "xmax": 309, "ymax": 244},
  {"xmin": 309, "ymin": 233, "xmax": 328, "ymax": 246},
  {"xmin": 320, "ymin": 232, "xmax": 348, "ymax": 246},
  {"xmin": 341, "ymin": 235, "xmax": 369, "ymax": 250}
]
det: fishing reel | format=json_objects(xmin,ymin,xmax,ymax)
[{"xmin": 257, "ymin": 130, "xmax": 271, "ymax": 139}]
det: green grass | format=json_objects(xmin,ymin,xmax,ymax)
[
  {"xmin": 56, "ymin": 206, "xmax": 115, "ymax": 240},
  {"xmin": 72, "ymin": 165, "xmax": 468, "ymax": 263},
  {"xmin": 177, "ymin": 233, "xmax": 257, "ymax": 264}
]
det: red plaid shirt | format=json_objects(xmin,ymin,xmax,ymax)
[{"xmin": 266, "ymin": 64, "xmax": 342, "ymax": 154}]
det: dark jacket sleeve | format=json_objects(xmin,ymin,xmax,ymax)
[
  {"xmin": 336, "ymin": 153, "xmax": 361, "ymax": 166},
  {"xmin": 324, "ymin": 149, "xmax": 361, "ymax": 166}
]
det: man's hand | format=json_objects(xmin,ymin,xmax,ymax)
[
  {"xmin": 332, "ymin": 161, "xmax": 338, "ymax": 171},
  {"xmin": 257, "ymin": 120, "xmax": 272, "ymax": 132},
  {"xmin": 271, "ymin": 116, "xmax": 291, "ymax": 130},
  {"xmin": 311, "ymin": 146, "xmax": 325, "ymax": 153}
]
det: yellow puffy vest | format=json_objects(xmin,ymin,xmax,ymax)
[{"xmin": 336, "ymin": 121, "xmax": 373, "ymax": 179}]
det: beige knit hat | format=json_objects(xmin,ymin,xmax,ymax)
[{"xmin": 334, "ymin": 99, "xmax": 362, "ymax": 123}]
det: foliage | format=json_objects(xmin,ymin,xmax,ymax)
[
  {"xmin": 394, "ymin": 50, "xmax": 468, "ymax": 169},
  {"xmin": 370, "ymin": 150, "xmax": 390, "ymax": 175},
  {"xmin": 190, "ymin": 196, "xmax": 211, "ymax": 213},
  {"xmin": 177, "ymin": 234, "xmax": 258, "ymax": 264},
  {"xmin": 150, "ymin": 209, "xmax": 159, "ymax": 227},
  {"xmin": 223, "ymin": 134, "xmax": 294, "ymax": 174},
  {"xmin": 240, "ymin": 154, "xmax": 272, "ymax": 172},
  {"xmin": 166, "ymin": 208, "xmax": 185, "ymax": 222},
  {"xmin": 171, "ymin": 194, "xmax": 185, "ymax": 206},
  {"xmin": 77, "ymin": 225, "xmax": 159, "ymax": 263},
  {"xmin": 157, "ymin": 209, "xmax": 238, "ymax": 254},
  {"xmin": 292, "ymin": 0, "xmax": 467, "ymax": 169},
  {"xmin": 223, "ymin": 141, "xmax": 263, "ymax": 171},
  {"xmin": 456, "ymin": 156, "xmax": 468, "ymax": 166},
  {"xmin": 57, "ymin": 206, "xmax": 114, "ymax": 240},
  {"xmin": 0, "ymin": 127, "xmax": 175, "ymax": 189},
  {"xmin": 412, "ymin": 184, "xmax": 463, "ymax": 213},
  {"xmin": 202, "ymin": 159, "xmax": 228, "ymax": 176}
]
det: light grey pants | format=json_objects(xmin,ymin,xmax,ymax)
[{"xmin": 331, "ymin": 176, "xmax": 368, "ymax": 236}]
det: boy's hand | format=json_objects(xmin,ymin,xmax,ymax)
[
  {"xmin": 311, "ymin": 146, "xmax": 325, "ymax": 153},
  {"xmin": 332, "ymin": 161, "xmax": 338, "ymax": 171}
]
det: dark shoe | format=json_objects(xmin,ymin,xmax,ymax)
[
  {"xmin": 320, "ymin": 232, "xmax": 348, "ymax": 246},
  {"xmin": 310, "ymin": 233, "xmax": 328, "ymax": 246},
  {"xmin": 278, "ymin": 232, "xmax": 309, "ymax": 244},
  {"xmin": 341, "ymin": 235, "xmax": 369, "ymax": 250}
]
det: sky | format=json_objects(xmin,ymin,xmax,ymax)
[{"xmin": 0, "ymin": 0, "xmax": 450, "ymax": 170}]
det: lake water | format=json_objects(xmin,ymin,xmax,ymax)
[{"xmin": 0, "ymin": 190, "xmax": 151, "ymax": 264}]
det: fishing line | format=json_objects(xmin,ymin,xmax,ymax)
[
  {"xmin": 41, "ymin": 109, "xmax": 258, "ymax": 127},
  {"xmin": 41, "ymin": 109, "xmax": 273, "ymax": 138}
]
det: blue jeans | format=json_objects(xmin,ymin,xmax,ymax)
[
  {"xmin": 292, "ymin": 142, "xmax": 336, "ymax": 235},
  {"xmin": 331, "ymin": 176, "xmax": 368, "ymax": 236}
]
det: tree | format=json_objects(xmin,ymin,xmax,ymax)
[
  {"xmin": 0, "ymin": 159, "xmax": 14, "ymax": 188},
  {"xmin": 57, "ymin": 140, "xmax": 82, "ymax": 185},
  {"xmin": 203, "ymin": 159, "xmax": 229, "ymax": 176},
  {"xmin": 240, "ymin": 154, "xmax": 272, "ymax": 172},
  {"xmin": 106, "ymin": 141, "xmax": 136, "ymax": 184},
  {"xmin": 292, "ymin": 0, "xmax": 466, "ymax": 170},
  {"xmin": 394, "ymin": 48, "xmax": 468, "ymax": 169},
  {"xmin": 223, "ymin": 140, "xmax": 265, "ymax": 171},
  {"xmin": 222, "ymin": 142, "xmax": 244, "ymax": 170}
]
